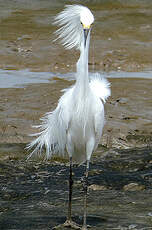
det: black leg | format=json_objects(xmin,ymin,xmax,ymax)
[
  {"xmin": 68, "ymin": 156, "xmax": 73, "ymax": 221},
  {"xmin": 52, "ymin": 157, "xmax": 81, "ymax": 229},
  {"xmin": 82, "ymin": 160, "xmax": 90, "ymax": 230}
]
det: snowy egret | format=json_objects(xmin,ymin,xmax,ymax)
[{"xmin": 28, "ymin": 4, "xmax": 110, "ymax": 230}]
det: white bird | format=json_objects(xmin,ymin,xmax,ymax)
[{"xmin": 27, "ymin": 4, "xmax": 110, "ymax": 230}]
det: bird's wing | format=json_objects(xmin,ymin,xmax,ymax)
[
  {"xmin": 94, "ymin": 104, "xmax": 105, "ymax": 150},
  {"xmin": 89, "ymin": 72, "xmax": 111, "ymax": 103},
  {"xmin": 27, "ymin": 87, "xmax": 74, "ymax": 160}
]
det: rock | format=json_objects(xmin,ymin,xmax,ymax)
[
  {"xmin": 89, "ymin": 184, "xmax": 107, "ymax": 191},
  {"xmin": 123, "ymin": 183, "xmax": 145, "ymax": 191},
  {"xmin": 128, "ymin": 224, "xmax": 138, "ymax": 229},
  {"xmin": 116, "ymin": 98, "xmax": 128, "ymax": 104}
]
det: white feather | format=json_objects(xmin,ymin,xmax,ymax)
[
  {"xmin": 27, "ymin": 87, "xmax": 73, "ymax": 160},
  {"xmin": 27, "ymin": 5, "xmax": 111, "ymax": 164},
  {"xmin": 54, "ymin": 5, "xmax": 94, "ymax": 50},
  {"xmin": 62, "ymin": 73, "xmax": 111, "ymax": 103},
  {"xmin": 89, "ymin": 73, "xmax": 111, "ymax": 103}
]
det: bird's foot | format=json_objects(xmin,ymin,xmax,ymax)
[
  {"xmin": 64, "ymin": 219, "xmax": 81, "ymax": 229},
  {"xmin": 52, "ymin": 219, "xmax": 81, "ymax": 229},
  {"xmin": 81, "ymin": 224, "xmax": 91, "ymax": 230},
  {"xmin": 82, "ymin": 227, "xmax": 87, "ymax": 230}
]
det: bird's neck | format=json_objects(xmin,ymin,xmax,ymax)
[{"xmin": 75, "ymin": 33, "xmax": 90, "ymax": 96}]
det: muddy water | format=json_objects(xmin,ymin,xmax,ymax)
[{"xmin": 0, "ymin": 1, "xmax": 152, "ymax": 230}]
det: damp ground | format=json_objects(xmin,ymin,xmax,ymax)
[{"xmin": 0, "ymin": 144, "xmax": 152, "ymax": 230}]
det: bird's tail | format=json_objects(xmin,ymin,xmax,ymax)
[{"xmin": 26, "ymin": 107, "xmax": 66, "ymax": 160}]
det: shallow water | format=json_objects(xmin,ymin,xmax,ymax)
[{"xmin": 1, "ymin": 69, "xmax": 152, "ymax": 88}]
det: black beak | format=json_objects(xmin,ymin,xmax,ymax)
[{"xmin": 84, "ymin": 28, "xmax": 89, "ymax": 47}]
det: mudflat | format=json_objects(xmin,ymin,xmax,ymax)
[{"xmin": 0, "ymin": 76, "xmax": 151, "ymax": 151}]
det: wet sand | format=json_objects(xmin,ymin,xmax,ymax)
[
  {"xmin": 0, "ymin": 145, "xmax": 152, "ymax": 230},
  {"xmin": 1, "ymin": 0, "xmax": 152, "ymax": 73},
  {"xmin": 0, "ymin": 77, "xmax": 151, "ymax": 155}
]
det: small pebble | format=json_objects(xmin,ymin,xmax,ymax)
[
  {"xmin": 148, "ymin": 212, "xmax": 152, "ymax": 217},
  {"xmin": 89, "ymin": 184, "xmax": 107, "ymax": 191},
  {"xmin": 128, "ymin": 224, "xmax": 137, "ymax": 229},
  {"xmin": 123, "ymin": 183, "xmax": 145, "ymax": 191}
]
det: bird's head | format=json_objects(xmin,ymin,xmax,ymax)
[
  {"xmin": 54, "ymin": 5, "xmax": 94, "ymax": 50},
  {"xmin": 80, "ymin": 9, "xmax": 94, "ymax": 47}
]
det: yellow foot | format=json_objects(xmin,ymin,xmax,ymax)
[
  {"xmin": 52, "ymin": 219, "xmax": 81, "ymax": 229},
  {"xmin": 82, "ymin": 224, "xmax": 91, "ymax": 230},
  {"xmin": 82, "ymin": 227, "xmax": 87, "ymax": 230}
]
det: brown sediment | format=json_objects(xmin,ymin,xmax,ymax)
[
  {"xmin": 0, "ymin": 77, "xmax": 151, "ymax": 151},
  {"xmin": 1, "ymin": 1, "xmax": 152, "ymax": 73}
]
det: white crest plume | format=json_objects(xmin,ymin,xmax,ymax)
[{"xmin": 54, "ymin": 5, "xmax": 94, "ymax": 49}]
